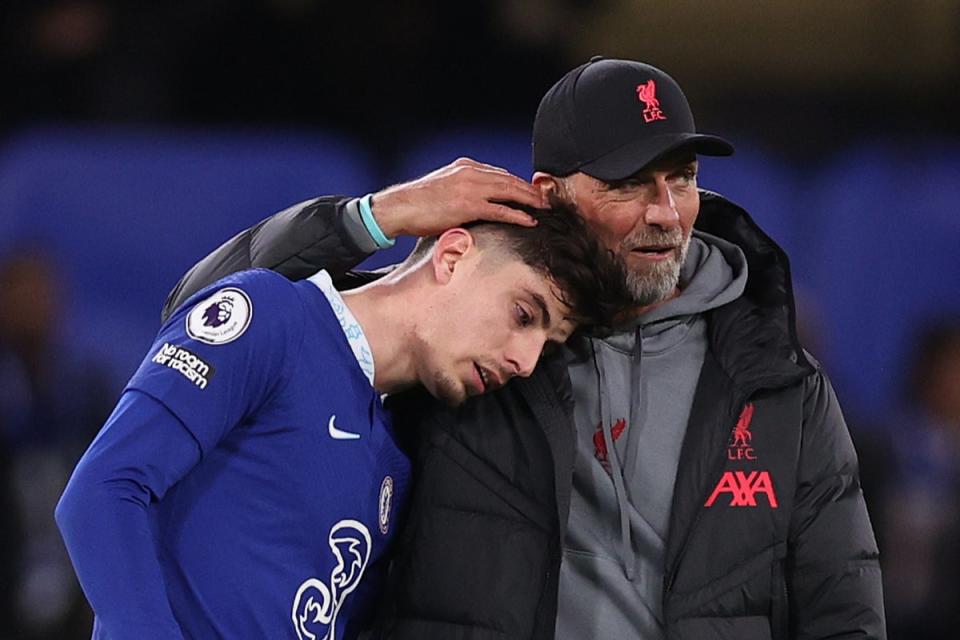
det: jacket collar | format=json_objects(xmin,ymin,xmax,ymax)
[{"xmin": 694, "ymin": 190, "xmax": 814, "ymax": 390}]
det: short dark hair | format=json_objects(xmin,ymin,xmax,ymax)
[{"xmin": 405, "ymin": 203, "xmax": 632, "ymax": 328}]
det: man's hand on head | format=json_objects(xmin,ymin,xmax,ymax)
[{"xmin": 369, "ymin": 157, "xmax": 546, "ymax": 238}]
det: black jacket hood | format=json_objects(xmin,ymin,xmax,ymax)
[{"xmin": 694, "ymin": 190, "xmax": 814, "ymax": 392}]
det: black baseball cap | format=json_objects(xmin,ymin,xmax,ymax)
[{"xmin": 533, "ymin": 57, "xmax": 734, "ymax": 181}]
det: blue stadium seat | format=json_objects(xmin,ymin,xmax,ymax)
[
  {"xmin": 0, "ymin": 125, "xmax": 377, "ymax": 384},
  {"xmin": 803, "ymin": 141, "xmax": 960, "ymax": 419}
]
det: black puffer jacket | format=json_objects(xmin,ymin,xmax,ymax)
[{"xmin": 164, "ymin": 192, "xmax": 885, "ymax": 640}]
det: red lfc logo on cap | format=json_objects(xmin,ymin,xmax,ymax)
[{"xmin": 636, "ymin": 80, "xmax": 667, "ymax": 123}]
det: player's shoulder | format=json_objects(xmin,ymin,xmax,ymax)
[
  {"xmin": 210, "ymin": 268, "xmax": 294, "ymax": 297},
  {"xmin": 179, "ymin": 269, "xmax": 298, "ymax": 313},
  {"xmin": 167, "ymin": 269, "xmax": 305, "ymax": 346}
]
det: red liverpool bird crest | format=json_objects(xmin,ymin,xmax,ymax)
[{"xmin": 636, "ymin": 80, "xmax": 667, "ymax": 123}]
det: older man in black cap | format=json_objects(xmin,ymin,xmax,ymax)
[{"xmin": 164, "ymin": 58, "xmax": 885, "ymax": 640}]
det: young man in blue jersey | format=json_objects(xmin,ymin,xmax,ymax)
[{"xmin": 55, "ymin": 204, "xmax": 630, "ymax": 640}]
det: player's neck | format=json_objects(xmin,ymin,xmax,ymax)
[{"xmin": 340, "ymin": 279, "xmax": 419, "ymax": 394}]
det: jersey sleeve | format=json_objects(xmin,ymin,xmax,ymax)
[
  {"xmin": 56, "ymin": 391, "xmax": 201, "ymax": 640},
  {"xmin": 127, "ymin": 268, "xmax": 306, "ymax": 455}
]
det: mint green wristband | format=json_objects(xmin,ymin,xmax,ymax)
[{"xmin": 358, "ymin": 194, "xmax": 395, "ymax": 249}]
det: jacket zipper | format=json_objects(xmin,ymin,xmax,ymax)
[
  {"xmin": 779, "ymin": 562, "xmax": 789, "ymax": 640},
  {"xmin": 665, "ymin": 391, "xmax": 752, "ymax": 593}
]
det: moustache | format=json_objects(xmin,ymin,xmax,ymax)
[{"xmin": 622, "ymin": 229, "xmax": 684, "ymax": 252}]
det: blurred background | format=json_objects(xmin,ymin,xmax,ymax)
[{"xmin": 0, "ymin": 1, "xmax": 958, "ymax": 638}]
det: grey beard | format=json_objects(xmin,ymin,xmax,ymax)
[{"xmin": 623, "ymin": 240, "xmax": 688, "ymax": 306}]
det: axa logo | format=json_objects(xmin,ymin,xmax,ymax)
[
  {"xmin": 636, "ymin": 80, "xmax": 667, "ymax": 123},
  {"xmin": 704, "ymin": 470, "xmax": 779, "ymax": 508},
  {"xmin": 728, "ymin": 403, "xmax": 756, "ymax": 461}
]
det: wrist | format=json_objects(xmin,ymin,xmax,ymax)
[
  {"xmin": 359, "ymin": 194, "xmax": 396, "ymax": 249},
  {"xmin": 367, "ymin": 187, "xmax": 407, "ymax": 238}
]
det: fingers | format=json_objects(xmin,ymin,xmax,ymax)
[
  {"xmin": 452, "ymin": 157, "xmax": 503, "ymax": 172},
  {"xmin": 451, "ymin": 162, "xmax": 545, "ymax": 209},
  {"xmin": 375, "ymin": 158, "xmax": 548, "ymax": 237},
  {"xmin": 475, "ymin": 203, "xmax": 538, "ymax": 227},
  {"xmin": 453, "ymin": 157, "xmax": 512, "ymax": 176},
  {"xmin": 484, "ymin": 174, "xmax": 545, "ymax": 210}
]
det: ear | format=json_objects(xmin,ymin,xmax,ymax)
[
  {"xmin": 532, "ymin": 172, "xmax": 561, "ymax": 199},
  {"xmin": 431, "ymin": 228, "xmax": 475, "ymax": 284}
]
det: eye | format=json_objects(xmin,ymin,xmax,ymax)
[
  {"xmin": 610, "ymin": 176, "xmax": 649, "ymax": 190},
  {"xmin": 515, "ymin": 304, "xmax": 534, "ymax": 327}
]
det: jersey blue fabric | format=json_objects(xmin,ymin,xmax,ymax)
[{"xmin": 57, "ymin": 269, "xmax": 411, "ymax": 640}]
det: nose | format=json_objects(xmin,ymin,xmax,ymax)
[
  {"xmin": 642, "ymin": 174, "xmax": 680, "ymax": 230},
  {"xmin": 506, "ymin": 334, "xmax": 545, "ymax": 378}
]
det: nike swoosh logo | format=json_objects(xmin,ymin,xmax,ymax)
[{"xmin": 328, "ymin": 415, "xmax": 361, "ymax": 440}]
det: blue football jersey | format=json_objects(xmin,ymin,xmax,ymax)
[{"xmin": 119, "ymin": 269, "xmax": 411, "ymax": 639}]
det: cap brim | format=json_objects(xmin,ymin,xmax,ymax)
[{"xmin": 579, "ymin": 133, "xmax": 734, "ymax": 182}]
